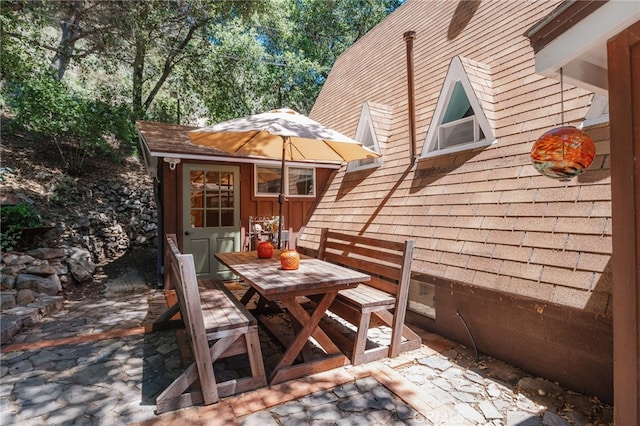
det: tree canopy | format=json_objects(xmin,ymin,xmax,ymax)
[{"xmin": 1, "ymin": 0, "xmax": 401, "ymax": 171}]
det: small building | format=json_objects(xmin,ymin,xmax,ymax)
[
  {"xmin": 294, "ymin": 0, "xmax": 639, "ymax": 407},
  {"xmin": 136, "ymin": 120, "xmax": 339, "ymax": 281}
]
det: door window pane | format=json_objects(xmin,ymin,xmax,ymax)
[
  {"xmin": 221, "ymin": 210, "xmax": 234, "ymax": 227},
  {"xmin": 189, "ymin": 169, "xmax": 236, "ymax": 228},
  {"xmin": 190, "ymin": 190, "xmax": 204, "ymax": 208},
  {"xmin": 206, "ymin": 210, "xmax": 218, "ymax": 227},
  {"xmin": 190, "ymin": 210, "xmax": 204, "ymax": 228}
]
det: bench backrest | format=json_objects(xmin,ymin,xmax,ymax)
[
  {"xmin": 317, "ymin": 228, "xmax": 415, "ymax": 297},
  {"xmin": 164, "ymin": 234, "xmax": 217, "ymax": 399}
]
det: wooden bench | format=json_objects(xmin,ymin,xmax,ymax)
[
  {"xmin": 316, "ymin": 228, "xmax": 421, "ymax": 365},
  {"xmin": 155, "ymin": 234, "xmax": 266, "ymax": 414}
]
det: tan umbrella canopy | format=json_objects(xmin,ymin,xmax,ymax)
[{"xmin": 188, "ymin": 108, "xmax": 380, "ymax": 248}]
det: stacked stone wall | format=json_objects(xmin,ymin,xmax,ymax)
[{"xmin": 0, "ymin": 172, "xmax": 158, "ymax": 344}]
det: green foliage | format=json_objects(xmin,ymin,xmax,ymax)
[
  {"xmin": 192, "ymin": 0, "xmax": 402, "ymax": 118},
  {"xmin": 1, "ymin": 0, "xmax": 401, "ymax": 132},
  {"xmin": 0, "ymin": 203, "xmax": 44, "ymax": 252},
  {"xmin": 50, "ymin": 174, "xmax": 76, "ymax": 204},
  {"xmin": 4, "ymin": 71, "xmax": 136, "ymax": 174}
]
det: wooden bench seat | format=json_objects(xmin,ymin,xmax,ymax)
[
  {"xmin": 317, "ymin": 228, "xmax": 422, "ymax": 365},
  {"xmin": 154, "ymin": 234, "xmax": 266, "ymax": 414}
]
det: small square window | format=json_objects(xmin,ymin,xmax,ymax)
[
  {"xmin": 408, "ymin": 279, "xmax": 435, "ymax": 319},
  {"xmin": 256, "ymin": 166, "xmax": 282, "ymax": 195},
  {"xmin": 288, "ymin": 167, "xmax": 314, "ymax": 196}
]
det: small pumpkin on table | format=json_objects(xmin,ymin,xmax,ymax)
[{"xmin": 280, "ymin": 249, "xmax": 300, "ymax": 270}]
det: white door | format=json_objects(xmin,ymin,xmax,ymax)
[{"xmin": 182, "ymin": 164, "xmax": 240, "ymax": 280}]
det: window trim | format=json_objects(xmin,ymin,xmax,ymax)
[
  {"xmin": 254, "ymin": 164, "xmax": 316, "ymax": 198},
  {"xmin": 420, "ymin": 56, "xmax": 496, "ymax": 160},
  {"xmin": 347, "ymin": 103, "xmax": 383, "ymax": 172},
  {"xmin": 581, "ymin": 94, "xmax": 609, "ymax": 128}
]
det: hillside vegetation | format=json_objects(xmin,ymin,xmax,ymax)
[{"xmin": 1, "ymin": 117, "xmax": 158, "ymax": 290}]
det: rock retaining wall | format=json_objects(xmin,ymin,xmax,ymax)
[
  {"xmin": 0, "ymin": 172, "xmax": 158, "ymax": 344},
  {"xmin": 0, "ymin": 246, "xmax": 96, "ymax": 344},
  {"xmin": 46, "ymin": 178, "xmax": 158, "ymax": 264}
]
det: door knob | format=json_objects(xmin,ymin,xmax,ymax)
[{"xmin": 184, "ymin": 231, "xmax": 191, "ymax": 236}]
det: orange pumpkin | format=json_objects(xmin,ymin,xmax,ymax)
[
  {"xmin": 280, "ymin": 250, "xmax": 300, "ymax": 270},
  {"xmin": 257, "ymin": 241, "xmax": 274, "ymax": 259}
]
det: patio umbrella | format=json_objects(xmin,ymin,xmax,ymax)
[{"xmin": 188, "ymin": 108, "xmax": 380, "ymax": 248}]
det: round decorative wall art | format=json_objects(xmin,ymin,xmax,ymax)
[{"xmin": 530, "ymin": 126, "xmax": 595, "ymax": 181}]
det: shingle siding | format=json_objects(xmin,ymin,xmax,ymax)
[{"xmin": 302, "ymin": 0, "xmax": 612, "ymax": 314}]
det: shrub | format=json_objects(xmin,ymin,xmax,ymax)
[
  {"xmin": 4, "ymin": 71, "xmax": 136, "ymax": 175},
  {"xmin": 0, "ymin": 203, "xmax": 44, "ymax": 252}
]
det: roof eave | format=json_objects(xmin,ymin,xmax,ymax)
[{"xmin": 525, "ymin": 0, "xmax": 640, "ymax": 95}]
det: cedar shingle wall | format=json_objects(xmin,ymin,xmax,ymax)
[{"xmin": 301, "ymin": 0, "xmax": 612, "ymax": 314}]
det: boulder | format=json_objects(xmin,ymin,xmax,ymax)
[
  {"xmin": 25, "ymin": 262, "xmax": 57, "ymax": 276},
  {"xmin": 1, "ymin": 273, "xmax": 16, "ymax": 290},
  {"xmin": 16, "ymin": 274, "xmax": 59, "ymax": 296},
  {"xmin": 16, "ymin": 289, "xmax": 35, "ymax": 305},
  {"xmin": 1, "ymin": 292, "xmax": 17, "ymax": 310},
  {"xmin": 65, "ymin": 246, "xmax": 96, "ymax": 270},
  {"xmin": 28, "ymin": 247, "xmax": 66, "ymax": 260},
  {"xmin": 67, "ymin": 263, "xmax": 94, "ymax": 286},
  {"xmin": 5, "ymin": 254, "xmax": 35, "ymax": 265}
]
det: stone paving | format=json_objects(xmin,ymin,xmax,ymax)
[{"xmin": 0, "ymin": 288, "xmax": 614, "ymax": 425}]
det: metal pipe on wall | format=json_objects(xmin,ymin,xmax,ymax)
[{"xmin": 404, "ymin": 31, "xmax": 417, "ymax": 166}]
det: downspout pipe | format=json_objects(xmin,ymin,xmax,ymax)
[{"xmin": 404, "ymin": 31, "xmax": 417, "ymax": 166}]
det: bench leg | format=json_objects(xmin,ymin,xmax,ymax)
[
  {"xmin": 156, "ymin": 332, "xmax": 244, "ymax": 414},
  {"xmin": 241, "ymin": 287, "xmax": 282, "ymax": 314},
  {"xmin": 373, "ymin": 310, "xmax": 421, "ymax": 358},
  {"xmin": 152, "ymin": 302, "xmax": 184, "ymax": 331},
  {"xmin": 352, "ymin": 312, "xmax": 372, "ymax": 366},
  {"xmin": 244, "ymin": 328, "xmax": 267, "ymax": 381}
]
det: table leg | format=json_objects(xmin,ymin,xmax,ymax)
[
  {"xmin": 240, "ymin": 287, "xmax": 257, "ymax": 306},
  {"xmin": 269, "ymin": 291, "xmax": 349, "ymax": 384},
  {"xmin": 239, "ymin": 286, "xmax": 282, "ymax": 314}
]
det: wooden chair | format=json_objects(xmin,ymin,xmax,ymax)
[
  {"xmin": 245, "ymin": 215, "xmax": 283, "ymax": 250},
  {"xmin": 317, "ymin": 228, "xmax": 421, "ymax": 365},
  {"xmin": 155, "ymin": 234, "xmax": 266, "ymax": 414}
]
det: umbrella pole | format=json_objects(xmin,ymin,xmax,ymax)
[{"xmin": 278, "ymin": 137, "xmax": 286, "ymax": 249}]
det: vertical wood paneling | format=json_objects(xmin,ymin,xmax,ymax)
[{"xmin": 608, "ymin": 20, "xmax": 640, "ymax": 425}]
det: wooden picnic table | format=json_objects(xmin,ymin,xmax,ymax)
[{"xmin": 215, "ymin": 250, "xmax": 371, "ymax": 385}]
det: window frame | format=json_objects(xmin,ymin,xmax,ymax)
[
  {"xmin": 420, "ymin": 56, "xmax": 496, "ymax": 160},
  {"xmin": 254, "ymin": 164, "xmax": 316, "ymax": 198},
  {"xmin": 347, "ymin": 103, "xmax": 383, "ymax": 173},
  {"xmin": 582, "ymin": 94, "xmax": 609, "ymax": 128}
]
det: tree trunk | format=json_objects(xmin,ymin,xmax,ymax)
[
  {"xmin": 52, "ymin": 1, "xmax": 82, "ymax": 81},
  {"xmin": 132, "ymin": 38, "xmax": 146, "ymax": 119}
]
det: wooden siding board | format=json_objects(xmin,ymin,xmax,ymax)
[
  {"xmin": 521, "ymin": 232, "xmax": 569, "ymax": 250},
  {"xmin": 492, "ymin": 245, "xmax": 533, "ymax": 264},
  {"xmin": 467, "ymin": 256, "xmax": 503, "ymax": 275},
  {"xmin": 486, "ymin": 230, "xmax": 526, "ymax": 246},
  {"xmin": 530, "ymin": 248, "xmax": 579, "ymax": 270},
  {"xmin": 300, "ymin": 0, "xmax": 612, "ymax": 316}
]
